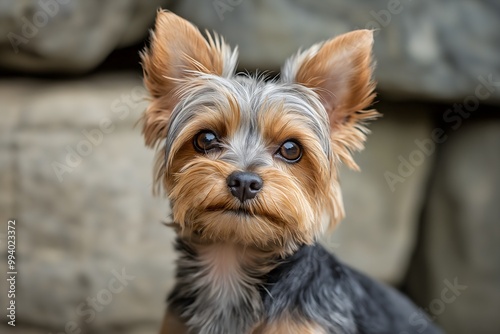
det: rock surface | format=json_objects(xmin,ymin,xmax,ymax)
[
  {"xmin": 406, "ymin": 118, "xmax": 500, "ymax": 333},
  {"xmin": 0, "ymin": 74, "xmax": 175, "ymax": 334},
  {"xmin": 2, "ymin": 0, "xmax": 498, "ymax": 104},
  {"xmin": 0, "ymin": 0, "xmax": 170, "ymax": 73}
]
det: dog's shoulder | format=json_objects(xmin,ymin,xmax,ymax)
[
  {"xmin": 262, "ymin": 244, "xmax": 358, "ymax": 333},
  {"xmin": 262, "ymin": 244, "xmax": 443, "ymax": 334}
]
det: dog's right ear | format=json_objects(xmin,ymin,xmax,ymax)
[{"xmin": 141, "ymin": 10, "xmax": 237, "ymax": 147}]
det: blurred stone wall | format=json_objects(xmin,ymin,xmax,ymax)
[
  {"xmin": 0, "ymin": 74, "xmax": 175, "ymax": 334},
  {"xmin": 0, "ymin": 0, "xmax": 171, "ymax": 73},
  {"xmin": 1, "ymin": 0, "xmax": 499, "ymax": 333}
]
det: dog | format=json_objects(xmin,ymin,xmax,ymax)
[{"xmin": 140, "ymin": 10, "xmax": 443, "ymax": 334}]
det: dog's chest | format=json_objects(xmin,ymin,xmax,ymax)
[{"xmin": 173, "ymin": 244, "xmax": 265, "ymax": 334}]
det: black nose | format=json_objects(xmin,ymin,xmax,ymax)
[{"xmin": 226, "ymin": 171, "xmax": 263, "ymax": 202}]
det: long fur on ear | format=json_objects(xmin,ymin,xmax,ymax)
[
  {"xmin": 282, "ymin": 30, "xmax": 378, "ymax": 170},
  {"xmin": 140, "ymin": 10, "xmax": 238, "ymax": 148}
]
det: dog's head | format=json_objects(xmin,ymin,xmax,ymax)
[{"xmin": 141, "ymin": 11, "xmax": 377, "ymax": 254}]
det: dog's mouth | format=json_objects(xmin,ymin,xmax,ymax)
[
  {"xmin": 204, "ymin": 206, "xmax": 285, "ymax": 225},
  {"xmin": 206, "ymin": 206, "xmax": 255, "ymax": 217},
  {"xmin": 227, "ymin": 208, "xmax": 254, "ymax": 217}
]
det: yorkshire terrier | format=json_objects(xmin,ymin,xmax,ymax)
[{"xmin": 141, "ymin": 10, "xmax": 442, "ymax": 334}]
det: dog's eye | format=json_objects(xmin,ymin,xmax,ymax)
[
  {"xmin": 194, "ymin": 131, "xmax": 220, "ymax": 152},
  {"xmin": 276, "ymin": 140, "xmax": 302, "ymax": 163}
]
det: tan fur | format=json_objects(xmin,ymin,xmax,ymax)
[
  {"xmin": 141, "ymin": 10, "xmax": 233, "ymax": 149},
  {"xmin": 162, "ymin": 103, "xmax": 330, "ymax": 253},
  {"xmin": 259, "ymin": 105, "xmax": 344, "ymax": 230},
  {"xmin": 253, "ymin": 317, "xmax": 327, "ymax": 334},
  {"xmin": 176, "ymin": 236, "xmax": 278, "ymax": 277},
  {"xmin": 170, "ymin": 158, "xmax": 317, "ymax": 255},
  {"xmin": 164, "ymin": 90, "xmax": 241, "ymax": 188},
  {"xmin": 159, "ymin": 308, "xmax": 326, "ymax": 334},
  {"xmin": 293, "ymin": 30, "xmax": 379, "ymax": 170}
]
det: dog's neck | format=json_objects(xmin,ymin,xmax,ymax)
[{"xmin": 168, "ymin": 237, "xmax": 281, "ymax": 334}]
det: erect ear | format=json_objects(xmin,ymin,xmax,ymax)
[
  {"xmin": 282, "ymin": 30, "xmax": 378, "ymax": 169},
  {"xmin": 140, "ymin": 10, "xmax": 237, "ymax": 148}
]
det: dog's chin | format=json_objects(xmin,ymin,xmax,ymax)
[{"xmin": 181, "ymin": 208, "xmax": 288, "ymax": 248}]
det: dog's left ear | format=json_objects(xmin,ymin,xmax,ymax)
[{"xmin": 282, "ymin": 30, "xmax": 378, "ymax": 169}]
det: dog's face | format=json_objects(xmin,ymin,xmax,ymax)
[{"xmin": 141, "ymin": 11, "xmax": 377, "ymax": 254}]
